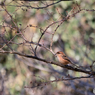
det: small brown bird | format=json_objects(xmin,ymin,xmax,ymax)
[{"xmin": 55, "ymin": 51, "xmax": 79, "ymax": 68}]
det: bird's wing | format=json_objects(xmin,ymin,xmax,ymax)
[
  {"xmin": 62, "ymin": 55, "xmax": 71, "ymax": 63},
  {"xmin": 62, "ymin": 55, "xmax": 80, "ymax": 68}
]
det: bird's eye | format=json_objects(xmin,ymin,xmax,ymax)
[{"xmin": 57, "ymin": 52, "xmax": 60, "ymax": 54}]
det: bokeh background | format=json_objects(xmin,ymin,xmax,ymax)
[{"xmin": 0, "ymin": 0, "xmax": 95, "ymax": 95}]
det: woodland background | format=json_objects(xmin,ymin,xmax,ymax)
[{"xmin": 0, "ymin": 0, "xmax": 95, "ymax": 95}]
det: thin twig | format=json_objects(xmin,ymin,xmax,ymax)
[
  {"xmin": 25, "ymin": 75, "xmax": 93, "ymax": 89},
  {"xmin": 0, "ymin": 0, "xmax": 62, "ymax": 9}
]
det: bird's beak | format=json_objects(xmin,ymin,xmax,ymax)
[{"xmin": 55, "ymin": 53, "xmax": 57, "ymax": 57}]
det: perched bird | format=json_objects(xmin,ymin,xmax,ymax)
[{"xmin": 55, "ymin": 51, "xmax": 79, "ymax": 68}]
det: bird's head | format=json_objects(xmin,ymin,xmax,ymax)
[{"xmin": 55, "ymin": 51, "xmax": 65, "ymax": 57}]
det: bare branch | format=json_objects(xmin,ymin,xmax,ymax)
[
  {"xmin": 0, "ymin": 0, "xmax": 62, "ymax": 9},
  {"xmin": 25, "ymin": 75, "xmax": 93, "ymax": 89},
  {"xmin": 0, "ymin": 50, "xmax": 95, "ymax": 75}
]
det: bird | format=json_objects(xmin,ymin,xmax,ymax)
[{"xmin": 55, "ymin": 51, "xmax": 79, "ymax": 68}]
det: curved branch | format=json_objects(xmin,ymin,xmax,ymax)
[
  {"xmin": 0, "ymin": 0, "xmax": 62, "ymax": 9},
  {"xmin": 25, "ymin": 75, "xmax": 93, "ymax": 89},
  {"xmin": 0, "ymin": 50, "xmax": 95, "ymax": 75}
]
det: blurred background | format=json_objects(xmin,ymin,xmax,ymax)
[{"xmin": 0, "ymin": 0, "xmax": 95, "ymax": 95}]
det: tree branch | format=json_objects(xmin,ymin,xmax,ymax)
[{"xmin": 0, "ymin": 50, "xmax": 95, "ymax": 75}]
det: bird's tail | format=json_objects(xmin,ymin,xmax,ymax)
[{"xmin": 71, "ymin": 62, "xmax": 80, "ymax": 68}]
